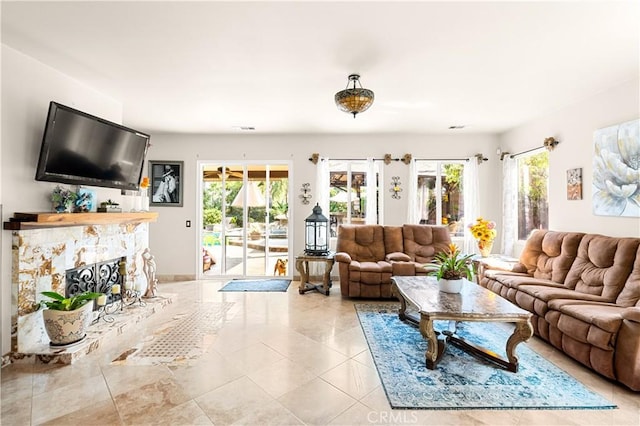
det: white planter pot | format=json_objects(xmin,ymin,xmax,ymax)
[
  {"xmin": 438, "ymin": 278, "xmax": 463, "ymax": 294},
  {"xmin": 42, "ymin": 301, "xmax": 94, "ymax": 346}
]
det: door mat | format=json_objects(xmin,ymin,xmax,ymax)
[{"xmin": 219, "ymin": 279, "xmax": 291, "ymax": 292}]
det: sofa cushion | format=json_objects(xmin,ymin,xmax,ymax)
[
  {"xmin": 564, "ymin": 235, "xmax": 640, "ymax": 301},
  {"xmin": 336, "ymin": 225, "xmax": 386, "ymax": 262},
  {"xmin": 385, "ymin": 252, "xmax": 411, "ymax": 262},
  {"xmin": 616, "ymin": 245, "xmax": 640, "ymax": 307},
  {"xmin": 518, "ymin": 230, "xmax": 584, "ymax": 283},
  {"xmin": 545, "ymin": 301, "xmax": 624, "ymax": 351},
  {"xmin": 402, "ymin": 224, "xmax": 451, "ymax": 263},
  {"xmin": 383, "ymin": 226, "xmax": 404, "ymax": 256},
  {"xmin": 349, "ymin": 260, "xmax": 392, "ymax": 273},
  {"xmin": 488, "ymin": 272, "xmax": 564, "ymax": 290},
  {"xmin": 347, "ymin": 261, "xmax": 392, "ymax": 285},
  {"xmin": 515, "ymin": 284, "xmax": 609, "ymax": 317}
]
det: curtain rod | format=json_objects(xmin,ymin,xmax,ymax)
[
  {"xmin": 308, "ymin": 157, "xmax": 399, "ymax": 162},
  {"xmin": 508, "ymin": 146, "xmax": 544, "ymax": 159},
  {"xmin": 309, "ymin": 153, "xmax": 488, "ymax": 164},
  {"xmin": 501, "ymin": 137, "xmax": 559, "ymax": 160},
  {"xmin": 309, "ymin": 153, "xmax": 413, "ymax": 164},
  {"xmin": 413, "ymin": 158, "xmax": 470, "ymax": 162},
  {"xmin": 413, "ymin": 153, "xmax": 488, "ymax": 163}
]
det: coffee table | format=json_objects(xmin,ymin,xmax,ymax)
[{"xmin": 391, "ymin": 275, "xmax": 533, "ymax": 372}]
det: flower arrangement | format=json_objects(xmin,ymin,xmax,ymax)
[
  {"xmin": 51, "ymin": 185, "xmax": 78, "ymax": 212},
  {"xmin": 428, "ymin": 243, "xmax": 474, "ymax": 280},
  {"xmin": 469, "ymin": 217, "xmax": 497, "ymax": 253}
]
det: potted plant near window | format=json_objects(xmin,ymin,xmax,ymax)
[
  {"xmin": 39, "ymin": 291, "xmax": 101, "ymax": 346},
  {"xmin": 427, "ymin": 243, "xmax": 474, "ymax": 294}
]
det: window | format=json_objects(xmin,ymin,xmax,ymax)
[
  {"xmin": 415, "ymin": 161, "xmax": 465, "ymax": 237},
  {"xmin": 328, "ymin": 160, "xmax": 379, "ymax": 236},
  {"xmin": 517, "ymin": 150, "xmax": 549, "ymax": 239}
]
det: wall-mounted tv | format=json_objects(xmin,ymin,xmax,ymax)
[{"xmin": 35, "ymin": 102, "xmax": 150, "ymax": 191}]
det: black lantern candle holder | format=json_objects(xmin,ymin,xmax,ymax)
[{"xmin": 304, "ymin": 203, "xmax": 329, "ymax": 255}]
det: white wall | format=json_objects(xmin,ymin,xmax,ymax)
[
  {"xmin": 0, "ymin": 45, "xmax": 123, "ymax": 355},
  {"xmin": 499, "ymin": 79, "xmax": 640, "ymax": 239},
  {"xmin": 146, "ymin": 132, "xmax": 500, "ymax": 276}
]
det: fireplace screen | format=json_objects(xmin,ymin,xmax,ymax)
[{"xmin": 65, "ymin": 258, "xmax": 124, "ymax": 300}]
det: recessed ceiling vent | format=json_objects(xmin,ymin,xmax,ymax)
[{"xmin": 232, "ymin": 126, "xmax": 256, "ymax": 131}]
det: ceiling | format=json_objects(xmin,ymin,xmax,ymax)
[{"xmin": 2, "ymin": 1, "xmax": 638, "ymax": 135}]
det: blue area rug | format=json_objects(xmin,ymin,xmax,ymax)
[
  {"xmin": 219, "ymin": 279, "xmax": 291, "ymax": 292},
  {"xmin": 356, "ymin": 303, "xmax": 616, "ymax": 410}
]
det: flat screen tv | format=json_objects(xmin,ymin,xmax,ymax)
[{"xmin": 35, "ymin": 102, "xmax": 150, "ymax": 191}]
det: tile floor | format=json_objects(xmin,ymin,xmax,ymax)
[{"xmin": 1, "ymin": 279, "xmax": 639, "ymax": 425}]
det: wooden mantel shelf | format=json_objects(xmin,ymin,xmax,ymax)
[{"xmin": 3, "ymin": 212, "xmax": 159, "ymax": 230}]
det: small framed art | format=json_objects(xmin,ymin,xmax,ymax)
[
  {"xmin": 567, "ymin": 168, "xmax": 582, "ymax": 200},
  {"xmin": 149, "ymin": 161, "xmax": 183, "ymax": 207}
]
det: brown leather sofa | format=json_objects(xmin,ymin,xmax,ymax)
[
  {"xmin": 477, "ymin": 229, "xmax": 640, "ymax": 391},
  {"xmin": 335, "ymin": 224, "xmax": 451, "ymax": 298}
]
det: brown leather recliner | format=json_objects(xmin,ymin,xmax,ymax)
[
  {"xmin": 335, "ymin": 224, "xmax": 451, "ymax": 298},
  {"xmin": 478, "ymin": 229, "xmax": 640, "ymax": 391}
]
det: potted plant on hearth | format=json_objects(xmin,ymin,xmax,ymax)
[
  {"xmin": 38, "ymin": 291, "xmax": 102, "ymax": 346},
  {"xmin": 427, "ymin": 243, "xmax": 474, "ymax": 294}
]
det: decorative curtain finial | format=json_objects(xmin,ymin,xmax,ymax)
[
  {"xmin": 475, "ymin": 153, "xmax": 488, "ymax": 164},
  {"xmin": 544, "ymin": 137, "xmax": 559, "ymax": 151}
]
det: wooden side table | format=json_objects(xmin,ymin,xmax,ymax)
[{"xmin": 296, "ymin": 252, "xmax": 335, "ymax": 295}]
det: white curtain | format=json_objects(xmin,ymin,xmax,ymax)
[
  {"xmin": 365, "ymin": 157, "xmax": 377, "ymax": 224},
  {"xmin": 314, "ymin": 157, "xmax": 331, "ymax": 255},
  {"xmin": 407, "ymin": 158, "xmax": 419, "ymax": 224},
  {"xmin": 501, "ymin": 156, "xmax": 518, "ymax": 256},
  {"xmin": 315, "ymin": 157, "xmax": 330, "ymax": 217},
  {"xmin": 463, "ymin": 157, "xmax": 480, "ymax": 254}
]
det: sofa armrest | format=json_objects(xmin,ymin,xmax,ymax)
[
  {"xmin": 335, "ymin": 252, "xmax": 352, "ymax": 263},
  {"xmin": 477, "ymin": 257, "xmax": 526, "ymax": 273},
  {"xmin": 385, "ymin": 252, "xmax": 411, "ymax": 262},
  {"xmin": 622, "ymin": 307, "xmax": 640, "ymax": 323}
]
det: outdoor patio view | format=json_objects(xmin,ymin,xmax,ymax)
[{"xmin": 201, "ymin": 164, "xmax": 289, "ymax": 277}]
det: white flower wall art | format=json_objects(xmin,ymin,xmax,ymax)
[{"xmin": 592, "ymin": 119, "xmax": 640, "ymax": 217}]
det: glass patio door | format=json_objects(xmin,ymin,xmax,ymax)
[{"xmin": 200, "ymin": 162, "xmax": 290, "ymax": 278}]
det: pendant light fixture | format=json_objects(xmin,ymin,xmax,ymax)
[{"xmin": 334, "ymin": 74, "xmax": 375, "ymax": 118}]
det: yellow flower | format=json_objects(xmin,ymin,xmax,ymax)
[
  {"xmin": 447, "ymin": 242, "xmax": 458, "ymax": 254},
  {"xmin": 468, "ymin": 217, "xmax": 497, "ymax": 243}
]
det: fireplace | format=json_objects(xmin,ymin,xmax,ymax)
[{"xmin": 11, "ymin": 221, "xmax": 151, "ymax": 354}]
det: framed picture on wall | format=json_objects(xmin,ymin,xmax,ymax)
[
  {"xmin": 566, "ymin": 168, "xmax": 582, "ymax": 200},
  {"xmin": 593, "ymin": 118, "xmax": 639, "ymax": 217},
  {"xmin": 149, "ymin": 161, "xmax": 183, "ymax": 207}
]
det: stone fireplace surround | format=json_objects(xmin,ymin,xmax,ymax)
[{"xmin": 7, "ymin": 212, "xmax": 159, "ymax": 361}]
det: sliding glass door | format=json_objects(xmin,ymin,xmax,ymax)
[{"xmin": 200, "ymin": 162, "xmax": 290, "ymax": 278}]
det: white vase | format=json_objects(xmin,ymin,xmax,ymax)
[
  {"xmin": 42, "ymin": 301, "xmax": 94, "ymax": 346},
  {"xmin": 438, "ymin": 278, "xmax": 463, "ymax": 294},
  {"xmin": 141, "ymin": 192, "xmax": 149, "ymax": 211}
]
